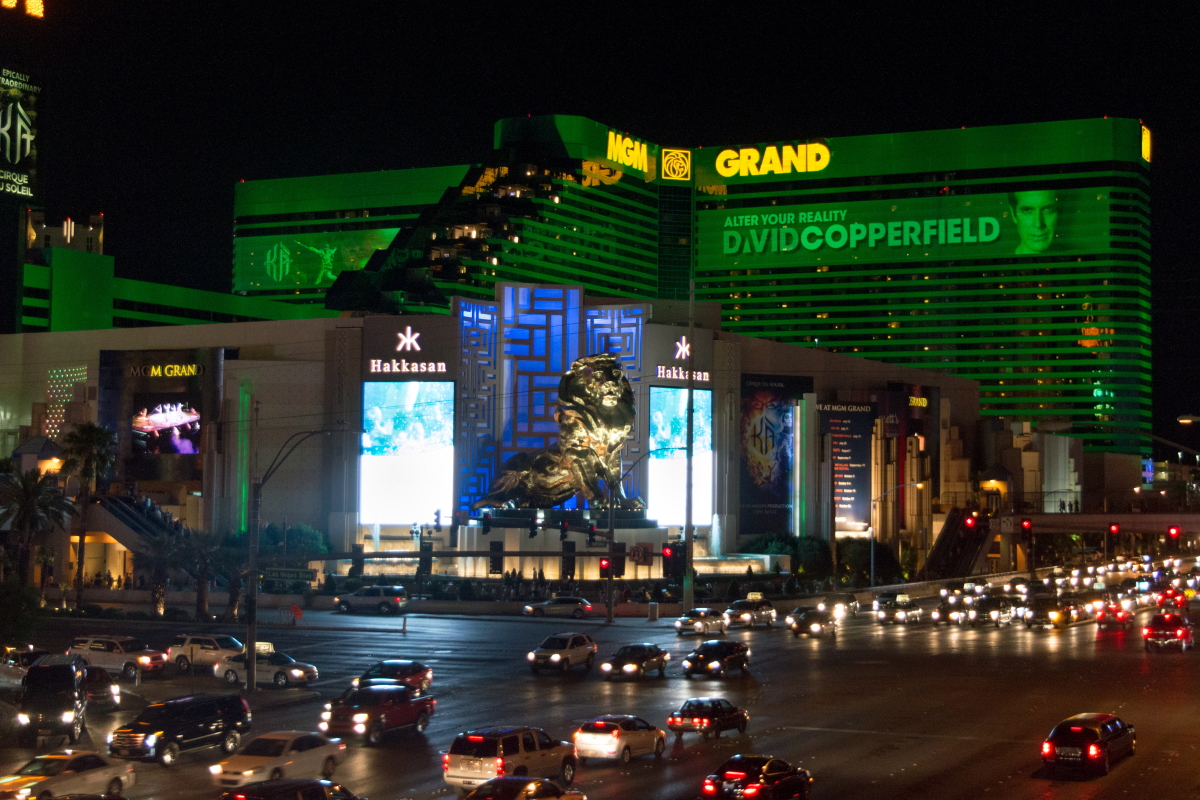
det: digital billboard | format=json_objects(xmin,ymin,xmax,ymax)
[
  {"xmin": 360, "ymin": 380, "xmax": 454, "ymax": 527},
  {"xmin": 819, "ymin": 403, "xmax": 875, "ymax": 530},
  {"xmin": 1, "ymin": 65, "xmax": 40, "ymax": 203},
  {"xmin": 132, "ymin": 394, "xmax": 202, "ymax": 456},
  {"xmin": 647, "ymin": 387, "xmax": 712, "ymax": 526},
  {"xmin": 233, "ymin": 227, "xmax": 401, "ymax": 293},
  {"xmin": 739, "ymin": 375, "xmax": 812, "ymax": 536},
  {"xmin": 698, "ymin": 187, "xmax": 1111, "ymax": 268}
]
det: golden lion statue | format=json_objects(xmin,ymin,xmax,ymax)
[{"xmin": 474, "ymin": 353, "xmax": 642, "ymax": 509}]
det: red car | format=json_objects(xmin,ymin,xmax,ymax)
[
  {"xmin": 1142, "ymin": 613, "xmax": 1194, "ymax": 652},
  {"xmin": 319, "ymin": 684, "xmax": 436, "ymax": 746},
  {"xmin": 351, "ymin": 660, "xmax": 432, "ymax": 692},
  {"xmin": 1095, "ymin": 602, "xmax": 1134, "ymax": 629},
  {"xmin": 1157, "ymin": 587, "xmax": 1189, "ymax": 610}
]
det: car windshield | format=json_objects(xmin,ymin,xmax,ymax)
[
  {"xmin": 729, "ymin": 600, "xmax": 754, "ymax": 610},
  {"xmin": 16, "ymin": 757, "xmax": 67, "ymax": 777},
  {"xmin": 136, "ymin": 705, "xmax": 171, "ymax": 723},
  {"xmin": 540, "ymin": 637, "xmax": 570, "ymax": 650},
  {"xmin": 339, "ymin": 691, "xmax": 384, "ymax": 707},
  {"xmin": 24, "ymin": 668, "xmax": 76, "ymax": 691},
  {"xmin": 680, "ymin": 700, "xmax": 714, "ymax": 713},
  {"xmin": 263, "ymin": 653, "xmax": 296, "ymax": 665},
  {"xmin": 118, "ymin": 640, "xmax": 149, "ymax": 653},
  {"xmin": 240, "ymin": 737, "xmax": 289, "ymax": 758},
  {"xmin": 213, "ymin": 636, "xmax": 242, "ymax": 650},
  {"xmin": 449, "ymin": 736, "xmax": 499, "ymax": 757},
  {"xmin": 1152, "ymin": 615, "xmax": 1183, "ymax": 627},
  {"xmin": 683, "ymin": 610, "xmax": 706, "ymax": 619},
  {"xmin": 697, "ymin": 642, "xmax": 728, "ymax": 655},
  {"xmin": 613, "ymin": 646, "xmax": 644, "ymax": 658}
]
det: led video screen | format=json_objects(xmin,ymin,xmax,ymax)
[
  {"xmin": 360, "ymin": 381, "xmax": 454, "ymax": 526},
  {"xmin": 647, "ymin": 387, "xmax": 713, "ymax": 525},
  {"xmin": 233, "ymin": 227, "xmax": 401, "ymax": 292},
  {"xmin": 132, "ymin": 393, "xmax": 202, "ymax": 457}
]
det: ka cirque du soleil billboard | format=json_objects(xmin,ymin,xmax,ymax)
[{"xmin": 738, "ymin": 374, "xmax": 812, "ymax": 536}]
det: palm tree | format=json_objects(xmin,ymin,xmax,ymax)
[
  {"xmin": 60, "ymin": 422, "xmax": 117, "ymax": 607},
  {"xmin": 219, "ymin": 538, "xmax": 248, "ymax": 622},
  {"xmin": 0, "ymin": 468, "xmax": 75, "ymax": 586},
  {"xmin": 182, "ymin": 530, "xmax": 223, "ymax": 621},
  {"xmin": 140, "ymin": 533, "xmax": 179, "ymax": 617}
]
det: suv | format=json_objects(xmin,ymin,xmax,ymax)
[
  {"xmin": 168, "ymin": 634, "xmax": 244, "ymax": 671},
  {"xmin": 722, "ymin": 598, "xmax": 777, "ymax": 628},
  {"xmin": 15, "ymin": 660, "xmax": 88, "ymax": 746},
  {"xmin": 108, "ymin": 693, "xmax": 252, "ymax": 765},
  {"xmin": 219, "ymin": 780, "xmax": 365, "ymax": 800},
  {"xmin": 334, "ymin": 586, "xmax": 408, "ymax": 614},
  {"xmin": 526, "ymin": 633, "xmax": 597, "ymax": 674},
  {"xmin": 69, "ymin": 636, "xmax": 169, "ymax": 679},
  {"xmin": 320, "ymin": 684, "xmax": 436, "ymax": 745},
  {"xmin": 443, "ymin": 727, "xmax": 576, "ymax": 795}
]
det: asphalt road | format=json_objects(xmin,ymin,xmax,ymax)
[{"xmin": 3, "ymin": 587, "xmax": 1200, "ymax": 800}]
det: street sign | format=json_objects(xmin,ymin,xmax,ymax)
[
  {"xmin": 631, "ymin": 542, "xmax": 655, "ymax": 566},
  {"xmin": 629, "ymin": 546, "xmax": 645, "ymax": 565},
  {"xmin": 264, "ymin": 568, "xmax": 317, "ymax": 582}
]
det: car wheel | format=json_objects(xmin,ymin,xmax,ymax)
[
  {"xmin": 659, "ymin": 664, "xmax": 666, "ymax": 677},
  {"xmin": 159, "ymin": 742, "xmax": 180, "ymax": 766},
  {"xmin": 222, "ymin": 731, "xmax": 240, "ymax": 754},
  {"xmin": 378, "ymin": 602, "xmax": 392, "ymax": 615},
  {"xmin": 67, "ymin": 717, "xmax": 81, "ymax": 743},
  {"xmin": 175, "ymin": 655, "xmax": 190, "ymax": 671},
  {"xmin": 620, "ymin": 746, "xmax": 632, "ymax": 764},
  {"xmin": 533, "ymin": 608, "xmax": 545, "ymax": 617},
  {"xmin": 654, "ymin": 737, "xmax": 665, "ymax": 757},
  {"xmin": 572, "ymin": 608, "xmax": 584, "ymax": 619},
  {"xmin": 674, "ymin": 730, "xmax": 683, "ymax": 740},
  {"xmin": 338, "ymin": 601, "xmax": 351, "ymax": 612},
  {"xmin": 106, "ymin": 778, "xmax": 123, "ymax": 796},
  {"xmin": 367, "ymin": 722, "xmax": 384, "ymax": 747},
  {"xmin": 322, "ymin": 757, "xmax": 336, "ymax": 778},
  {"xmin": 1099, "ymin": 751, "xmax": 1110, "ymax": 776},
  {"xmin": 37, "ymin": 793, "xmax": 50, "ymax": 800},
  {"xmin": 270, "ymin": 768, "xmax": 284, "ymax": 781},
  {"xmin": 225, "ymin": 669, "xmax": 240, "ymax": 684},
  {"xmin": 712, "ymin": 726, "xmax": 721, "ymax": 739},
  {"xmin": 121, "ymin": 662, "xmax": 138, "ymax": 681},
  {"xmin": 766, "ymin": 618, "xmax": 773, "ymax": 627},
  {"xmin": 585, "ymin": 653, "xmax": 595, "ymax": 668},
  {"xmin": 560, "ymin": 759, "xmax": 576, "ymax": 786},
  {"xmin": 415, "ymin": 712, "xmax": 429, "ymax": 733},
  {"xmin": 274, "ymin": 671, "xmax": 289, "ymax": 688},
  {"xmin": 738, "ymin": 718, "xmax": 747, "ymax": 734}
]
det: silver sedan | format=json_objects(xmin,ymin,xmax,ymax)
[{"xmin": 673, "ymin": 608, "xmax": 728, "ymax": 635}]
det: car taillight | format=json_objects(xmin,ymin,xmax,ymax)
[
  {"xmin": 1041, "ymin": 741, "xmax": 1054, "ymax": 757},
  {"xmin": 701, "ymin": 718, "xmax": 711, "ymax": 727},
  {"xmin": 612, "ymin": 729, "xmax": 620, "ymax": 738},
  {"xmin": 702, "ymin": 780, "xmax": 717, "ymax": 795},
  {"xmin": 1088, "ymin": 743, "xmax": 1101, "ymax": 759},
  {"xmin": 495, "ymin": 757, "xmax": 505, "ymax": 776},
  {"xmin": 1178, "ymin": 629, "xmax": 1186, "ymax": 637},
  {"xmin": 668, "ymin": 716, "xmax": 679, "ymax": 724},
  {"xmin": 1142, "ymin": 627, "xmax": 1152, "ymax": 637},
  {"xmin": 585, "ymin": 605, "xmax": 593, "ymax": 610},
  {"xmin": 442, "ymin": 754, "xmax": 449, "ymax": 771},
  {"xmin": 724, "ymin": 772, "xmax": 746, "ymax": 779},
  {"xmin": 743, "ymin": 784, "xmax": 763, "ymax": 797},
  {"xmin": 240, "ymin": 698, "xmax": 251, "ymax": 713}
]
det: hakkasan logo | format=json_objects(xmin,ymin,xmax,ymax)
[{"xmin": 661, "ymin": 148, "xmax": 691, "ymax": 181}]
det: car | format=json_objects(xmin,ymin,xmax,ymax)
[
  {"xmin": 0, "ymin": 646, "xmax": 47, "ymax": 689},
  {"xmin": 572, "ymin": 715, "xmax": 665, "ymax": 763},
  {"xmin": 1142, "ymin": 612, "xmax": 1194, "ymax": 652},
  {"xmin": 443, "ymin": 727, "xmax": 577, "ymax": 795},
  {"xmin": 351, "ymin": 659, "xmax": 432, "ymax": 691},
  {"xmin": 968, "ymin": 595, "xmax": 1014, "ymax": 627},
  {"xmin": 701, "ymin": 755, "xmax": 812, "ymax": 799},
  {"xmin": 817, "ymin": 592, "xmax": 859, "ymax": 619},
  {"xmin": 682, "ymin": 641, "xmax": 750, "ymax": 678},
  {"xmin": 722, "ymin": 598, "xmax": 776, "ymax": 628},
  {"xmin": 1024, "ymin": 597, "xmax": 1072, "ymax": 629},
  {"xmin": 787, "ymin": 608, "xmax": 837, "ymax": 637},
  {"xmin": 1157, "ymin": 586, "xmax": 1189, "ymax": 610},
  {"xmin": 674, "ymin": 608, "xmax": 728, "ymax": 636},
  {"xmin": 67, "ymin": 636, "xmax": 169, "ymax": 679},
  {"xmin": 527, "ymin": 633, "xmax": 597, "ymax": 674},
  {"xmin": 219, "ymin": 779, "xmax": 365, "ymax": 800},
  {"xmin": 210, "ymin": 731, "xmax": 347, "ymax": 787},
  {"xmin": 872, "ymin": 591, "xmax": 900, "ymax": 611},
  {"xmin": 876, "ymin": 597, "xmax": 922, "ymax": 624},
  {"xmin": 1041, "ymin": 713, "xmax": 1136, "ymax": 777},
  {"xmin": 107, "ymin": 693, "xmax": 252, "ymax": 765},
  {"xmin": 929, "ymin": 597, "xmax": 966, "ymax": 625},
  {"xmin": 522, "ymin": 597, "xmax": 594, "ymax": 619},
  {"xmin": 168, "ymin": 634, "xmax": 245, "ymax": 671},
  {"xmin": 217, "ymin": 651, "xmax": 319, "ymax": 687},
  {"xmin": 599, "ymin": 644, "xmax": 670, "ymax": 679},
  {"xmin": 0, "ymin": 750, "xmax": 137, "ymax": 799},
  {"xmin": 333, "ymin": 586, "xmax": 408, "ymax": 615},
  {"xmin": 83, "ymin": 666, "xmax": 121, "ymax": 712},
  {"xmin": 1095, "ymin": 601, "xmax": 1135, "ymax": 629},
  {"xmin": 667, "ymin": 698, "xmax": 749, "ymax": 739},
  {"xmin": 15, "ymin": 659, "xmax": 88, "ymax": 746},
  {"xmin": 463, "ymin": 777, "xmax": 586, "ymax": 800},
  {"xmin": 319, "ymin": 684, "xmax": 436, "ymax": 745}
]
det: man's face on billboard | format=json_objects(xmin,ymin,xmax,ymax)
[{"xmin": 1010, "ymin": 190, "xmax": 1058, "ymax": 254}]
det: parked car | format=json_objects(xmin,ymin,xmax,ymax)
[
  {"xmin": 1142, "ymin": 612, "xmax": 1194, "ymax": 652},
  {"xmin": 16, "ymin": 659, "xmax": 88, "ymax": 746},
  {"xmin": 572, "ymin": 715, "xmax": 665, "ymax": 764},
  {"xmin": 107, "ymin": 693, "xmax": 252, "ymax": 765},
  {"xmin": 217, "ymin": 651, "xmax": 319, "ymax": 687},
  {"xmin": 723, "ymin": 598, "xmax": 777, "ymax": 628},
  {"xmin": 168, "ymin": 634, "xmax": 244, "ymax": 671},
  {"xmin": 210, "ymin": 731, "xmax": 347, "ymax": 787},
  {"xmin": 83, "ymin": 666, "xmax": 121, "ymax": 712},
  {"xmin": 599, "ymin": 644, "xmax": 670, "ymax": 679},
  {"xmin": 522, "ymin": 597, "xmax": 594, "ymax": 619},
  {"xmin": 0, "ymin": 750, "xmax": 136, "ymax": 799},
  {"xmin": 318, "ymin": 684, "xmax": 435, "ymax": 745},
  {"xmin": 701, "ymin": 755, "xmax": 812, "ymax": 799},
  {"xmin": 68, "ymin": 636, "xmax": 169, "ymax": 680},
  {"xmin": 443, "ymin": 727, "xmax": 576, "ymax": 795},
  {"xmin": 463, "ymin": 777, "xmax": 586, "ymax": 800},
  {"xmin": 682, "ymin": 641, "xmax": 750, "ymax": 678},
  {"xmin": 1041, "ymin": 713, "xmax": 1136, "ymax": 777},
  {"xmin": 334, "ymin": 586, "xmax": 408, "ymax": 614},
  {"xmin": 673, "ymin": 608, "xmax": 728, "ymax": 636},
  {"xmin": 219, "ymin": 779, "xmax": 365, "ymax": 800},
  {"xmin": 351, "ymin": 660, "xmax": 432, "ymax": 692},
  {"xmin": 527, "ymin": 633, "xmax": 597, "ymax": 673},
  {"xmin": 666, "ymin": 697, "xmax": 749, "ymax": 739}
]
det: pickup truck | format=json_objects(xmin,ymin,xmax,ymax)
[{"xmin": 318, "ymin": 684, "xmax": 434, "ymax": 746}]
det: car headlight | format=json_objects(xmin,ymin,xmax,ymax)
[
  {"xmin": 16, "ymin": 713, "xmax": 29, "ymax": 725},
  {"xmin": 145, "ymin": 733, "xmax": 158, "ymax": 747},
  {"xmin": 524, "ymin": 606, "xmax": 533, "ymax": 613},
  {"xmin": 990, "ymin": 610, "xmax": 1000, "ymax": 620},
  {"xmin": 682, "ymin": 660, "xmax": 692, "ymax": 669},
  {"xmin": 1049, "ymin": 611, "xmax": 1060, "ymax": 620},
  {"xmin": 62, "ymin": 710, "xmax": 76, "ymax": 722},
  {"xmin": 290, "ymin": 669, "xmax": 305, "ymax": 678},
  {"xmin": 320, "ymin": 711, "xmax": 331, "ymax": 720},
  {"xmin": 138, "ymin": 656, "xmax": 151, "ymax": 665},
  {"xmin": 967, "ymin": 610, "xmax": 976, "ymax": 619},
  {"xmin": 877, "ymin": 611, "xmax": 886, "ymax": 620},
  {"xmin": 209, "ymin": 765, "xmax": 222, "ymax": 775},
  {"xmin": 352, "ymin": 713, "xmax": 369, "ymax": 723},
  {"xmin": 723, "ymin": 614, "xmax": 731, "ymax": 622},
  {"xmin": 674, "ymin": 621, "xmax": 683, "ymax": 629},
  {"xmin": 351, "ymin": 678, "xmax": 360, "ymax": 687},
  {"xmin": 106, "ymin": 732, "xmax": 114, "ymax": 743},
  {"xmin": 708, "ymin": 661, "xmax": 721, "ymax": 669},
  {"xmin": 245, "ymin": 769, "xmax": 260, "ymax": 775},
  {"xmin": 810, "ymin": 623, "xmax": 822, "ymax": 633},
  {"xmin": 897, "ymin": 611, "xmax": 907, "ymax": 620},
  {"xmin": 318, "ymin": 721, "xmax": 328, "ymax": 731},
  {"xmin": 695, "ymin": 622, "xmax": 704, "ymax": 632},
  {"xmin": 110, "ymin": 685, "xmax": 120, "ymax": 695},
  {"xmin": 354, "ymin": 723, "xmax": 366, "ymax": 733},
  {"xmin": 785, "ymin": 616, "xmax": 795, "ymax": 626},
  {"xmin": 600, "ymin": 663, "xmax": 612, "ymax": 672},
  {"xmin": 549, "ymin": 654, "xmax": 561, "ymax": 662},
  {"xmin": 741, "ymin": 613, "xmax": 752, "ymax": 620},
  {"xmin": 526, "ymin": 652, "xmax": 536, "ymax": 661},
  {"xmin": 932, "ymin": 610, "xmax": 941, "ymax": 620},
  {"xmin": 333, "ymin": 597, "xmax": 340, "ymax": 605},
  {"xmin": 622, "ymin": 663, "xmax": 639, "ymax": 673}
]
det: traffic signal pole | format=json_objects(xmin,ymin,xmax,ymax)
[{"xmin": 607, "ymin": 497, "xmax": 615, "ymax": 624}]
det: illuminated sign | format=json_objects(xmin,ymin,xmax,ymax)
[
  {"xmin": 126, "ymin": 364, "xmax": 205, "ymax": 378},
  {"xmin": 1141, "ymin": 125, "xmax": 1151, "ymax": 162},
  {"xmin": 715, "ymin": 143, "xmax": 831, "ymax": 178},
  {"xmin": 673, "ymin": 335, "xmax": 690, "ymax": 360},
  {"xmin": 1, "ymin": 0, "xmax": 43, "ymax": 17},
  {"xmin": 396, "ymin": 326, "xmax": 421, "ymax": 352},
  {"xmin": 648, "ymin": 387, "xmax": 713, "ymax": 525},
  {"xmin": 606, "ymin": 130, "xmax": 648, "ymax": 172},
  {"xmin": 908, "ymin": 396, "xmax": 928, "ymax": 408},
  {"xmin": 369, "ymin": 358, "xmax": 447, "ymax": 374},
  {"xmin": 655, "ymin": 365, "xmax": 709, "ymax": 382},
  {"xmin": 661, "ymin": 148, "xmax": 691, "ymax": 181},
  {"xmin": 0, "ymin": 67, "xmax": 39, "ymax": 201}
]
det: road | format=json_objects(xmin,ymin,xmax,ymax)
[{"xmin": 3, "ymin": 586, "xmax": 1198, "ymax": 800}]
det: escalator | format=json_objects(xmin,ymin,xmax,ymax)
[{"xmin": 918, "ymin": 509, "xmax": 993, "ymax": 580}]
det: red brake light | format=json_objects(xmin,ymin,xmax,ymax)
[
  {"xmin": 468, "ymin": 735, "xmax": 484, "ymax": 741},
  {"xmin": 495, "ymin": 757, "xmax": 505, "ymax": 776},
  {"xmin": 724, "ymin": 771, "xmax": 747, "ymax": 779},
  {"xmin": 702, "ymin": 780, "xmax": 717, "ymax": 795},
  {"xmin": 442, "ymin": 754, "xmax": 449, "ymax": 771},
  {"xmin": 1041, "ymin": 742, "xmax": 1053, "ymax": 757},
  {"xmin": 702, "ymin": 718, "xmax": 711, "ymax": 727},
  {"xmin": 585, "ymin": 605, "xmax": 593, "ymax": 610},
  {"xmin": 1088, "ymin": 743, "xmax": 1101, "ymax": 759},
  {"xmin": 743, "ymin": 784, "xmax": 763, "ymax": 797},
  {"xmin": 1070, "ymin": 727, "xmax": 1083, "ymax": 732},
  {"xmin": 1177, "ymin": 629, "xmax": 1186, "ymax": 637},
  {"xmin": 1142, "ymin": 627, "xmax": 1152, "ymax": 637},
  {"xmin": 612, "ymin": 728, "xmax": 620, "ymax": 738}
]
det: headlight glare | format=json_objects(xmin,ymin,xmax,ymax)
[{"xmin": 352, "ymin": 713, "xmax": 369, "ymax": 723}]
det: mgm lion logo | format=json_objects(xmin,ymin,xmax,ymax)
[
  {"xmin": 661, "ymin": 148, "xmax": 692, "ymax": 181},
  {"xmin": 474, "ymin": 353, "xmax": 643, "ymax": 510}
]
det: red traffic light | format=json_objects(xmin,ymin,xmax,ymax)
[
  {"xmin": 662, "ymin": 546, "xmax": 674, "ymax": 559},
  {"xmin": 599, "ymin": 558, "xmax": 611, "ymax": 568},
  {"xmin": 964, "ymin": 516, "xmax": 976, "ymax": 529},
  {"xmin": 1108, "ymin": 523, "xmax": 1120, "ymax": 535},
  {"xmin": 1021, "ymin": 519, "xmax": 1032, "ymax": 530},
  {"xmin": 1169, "ymin": 526, "xmax": 1181, "ymax": 538}
]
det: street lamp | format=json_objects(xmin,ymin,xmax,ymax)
[{"xmin": 868, "ymin": 482, "xmax": 924, "ymax": 588}]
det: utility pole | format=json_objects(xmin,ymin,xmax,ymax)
[
  {"xmin": 683, "ymin": 278, "xmax": 696, "ymax": 612},
  {"xmin": 607, "ymin": 495, "xmax": 615, "ymax": 624}
]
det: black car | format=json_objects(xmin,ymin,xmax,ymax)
[
  {"xmin": 682, "ymin": 641, "xmax": 749, "ymax": 678},
  {"xmin": 83, "ymin": 666, "xmax": 121, "ymax": 712},
  {"xmin": 108, "ymin": 693, "xmax": 252, "ymax": 765},
  {"xmin": 969, "ymin": 595, "xmax": 1014, "ymax": 627},
  {"xmin": 1041, "ymin": 713, "xmax": 1136, "ymax": 777},
  {"xmin": 666, "ymin": 697, "xmax": 749, "ymax": 739},
  {"xmin": 1025, "ymin": 597, "xmax": 1071, "ymax": 628},
  {"xmin": 701, "ymin": 755, "xmax": 812, "ymax": 799},
  {"xmin": 15, "ymin": 661, "xmax": 88, "ymax": 746},
  {"xmin": 787, "ymin": 608, "xmax": 837, "ymax": 637},
  {"xmin": 220, "ymin": 779, "xmax": 365, "ymax": 800},
  {"xmin": 600, "ymin": 643, "xmax": 670, "ymax": 679},
  {"xmin": 1142, "ymin": 612, "xmax": 1194, "ymax": 652},
  {"xmin": 463, "ymin": 777, "xmax": 582, "ymax": 800}
]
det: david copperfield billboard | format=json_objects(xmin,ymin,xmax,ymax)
[{"xmin": 739, "ymin": 374, "xmax": 812, "ymax": 536}]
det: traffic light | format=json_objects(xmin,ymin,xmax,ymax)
[
  {"xmin": 482, "ymin": 512, "xmax": 492, "ymax": 535},
  {"xmin": 417, "ymin": 540, "xmax": 433, "ymax": 576},
  {"xmin": 449, "ymin": 512, "xmax": 461, "ymax": 548},
  {"xmin": 349, "ymin": 543, "xmax": 364, "ymax": 578},
  {"xmin": 964, "ymin": 516, "xmax": 976, "ymax": 530},
  {"xmin": 561, "ymin": 541, "xmax": 576, "ymax": 579},
  {"xmin": 598, "ymin": 557, "xmax": 611, "ymax": 579},
  {"xmin": 662, "ymin": 545, "xmax": 683, "ymax": 581},
  {"xmin": 612, "ymin": 542, "xmax": 626, "ymax": 578},
  {"xmin": 587, "ymin": 524, "xmax": 597, "ymax": 546},
  {"xmin": 1108, "ymin": 522, "xmax": 1120, "ymax": 536},
  {"xmin": 559, "ymin": 520, "xmax": 569, "ymax": 542},
  {"xmin": 1169, "ymin": 525, "xmax": 1180, "ymax": 539},
  {"xmin": 528, "ymin": 522, "xmax": 538, "ymax": 539},
  {"xmin": 1021, "ymin": 519, "xmax": 1032, "ymax": 533}
]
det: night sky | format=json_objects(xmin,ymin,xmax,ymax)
[{"xmin": 4, "ymin": 5, "xmax": 1195, "ymax": 453}]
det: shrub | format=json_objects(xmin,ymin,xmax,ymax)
[
  {"xmin": 99, "ymin": 606, "xmax": 125, "ymax": 619},
  {"xmin": 125, "ymin": 611, "xmax": 151, "ymax": 621},
  {"xmin": 162, "ymin": 607, "xmax": 190, "ymax": 622}
]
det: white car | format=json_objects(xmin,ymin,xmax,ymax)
[
  {"xmin": 673, "ymin": 608, "xmax": 728, "ymax": 635},
  {"xmin": 209, "ymin": 731, "xmax": 346, "ymax": 788},
  {"xmin": 0, "ymin": 750, "xmax": 136, "ymax": 799},
  {"xmin": 167, "ymin": 634, "xmax": 244, "ymax": 671},
  {"xmin": 67, "ymin": 636, "xmax": 170, "ymax": 679},
  {"xmin": 526, "ymin": 632, "xmax": 597, "ymax": 673},
  {"xmin": 215, "ymin": 651, "xmax": 319, "ymax": 687},
  {"xmin": 572, "ymin": 715, "xmax": 665, "ymax": 764},
  {"xmin": 0, "ymin": 647, "xmax": 45, "ymax": 689}
]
